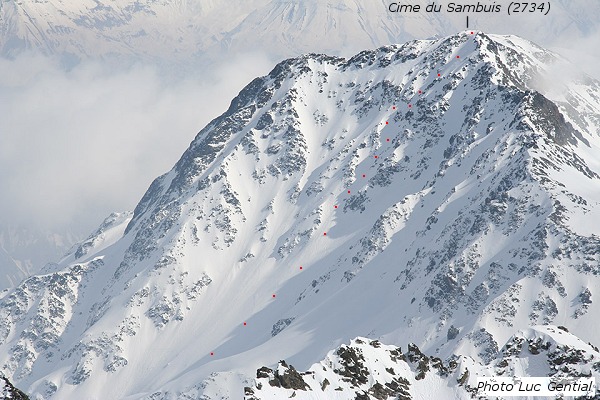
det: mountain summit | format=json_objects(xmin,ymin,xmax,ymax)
[{"xmin": 1, "ymin": 32, "xmax": 600, "ymax": 399}]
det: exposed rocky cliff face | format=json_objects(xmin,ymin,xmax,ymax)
[{"xmin": 0, "ymin": 375, "xmax": 29, "ymax": 400}]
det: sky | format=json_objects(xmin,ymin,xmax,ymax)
[{"xmin": 550, "ymin": 32, "xmax": 600, "ymax": 81}]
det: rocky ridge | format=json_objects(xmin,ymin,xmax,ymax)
[
  {"xmin": 246, "ymin": 327, "xmax": 600, "ymax": 399},
  {"xmin": 0, "ymin": 375, "xmax": 29, "ymax": 400}
]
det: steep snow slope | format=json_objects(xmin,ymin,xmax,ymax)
[
  {"xmin": 1, "ymin": 32, "xmax": 600, "ymax": 399},
  {"xmin": 1, "ymin": 0, "xmax": 599, "ymax": 60}
]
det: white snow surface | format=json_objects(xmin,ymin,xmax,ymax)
[{"xmin": 0, "ymin": 32, "xmax": 600, "ymax": 399}]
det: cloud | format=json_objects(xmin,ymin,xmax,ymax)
[
  {"xmin": 0, "ymin": 52, "xmax": 274, "ymax": 233},
  {"xmin": 549, "ymin": 28, "xmax": 600, "ymax": 81}
]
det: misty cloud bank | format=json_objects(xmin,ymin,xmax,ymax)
[{"xmin": 0, "ymin": 52, "xmax": 273, "ymax": 234}]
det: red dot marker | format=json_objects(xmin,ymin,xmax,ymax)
[
  {"xmin": 272, "ymin": 294, "xmax": 276, "ymax": 298},
  {"xmin": 437, "ymin": 73, "xmax": 441, "ymax": 77},
  {"xmin": 471, "ymin": 31, "xmax": 474, "ymax": 34},
  {"xmin": 348, "ymin": 190, "xmax": 351, "ymax": 194},
  {"xmin": 323, "ymin": 232, "xmax": 327, "ymax": 236},
  {"xmin": 210, "ymin": 352, "xmax": 214, "ymax": 356},
  {"xmin": 456, "ymin": 56, "xmax": 460, "ymax": 59},
  {"xmin": 300, "ymin": 266, "xmax": 303, "ymax": 270},
  {"xmin": 418, "ymin": 90, "xmax": 422, "ymax": 94},
  {"xmin": 362, "ymin": 174, "xmax": 366, "ymax": 178},
  {"xmin": 408, "ymin": 104, "xmax": 412, "ymax": 108},
  {"xmin": 374, "ymin": 155, "xmax": 379, "ymax": 159},
  {"xmin": 386, "ymin": 121, "xmax": 389, "ymax": 125},
  {"xmin": 392, "ymin": 106, "xmax": 396, "ymax": 110},
  {"xmin": 334, "ymin": 205, "xmax": 338, "ymax": 209},
  {"xmin": 243, "ymin": 322, "xmax": 247, "ymax": 326},
  {"xmin": 386, "ymin": 138, "xmax": 390, "ymax": 142}
]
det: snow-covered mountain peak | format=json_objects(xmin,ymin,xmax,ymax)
[{"xmin": 1, "ymin": 32, "xmax": 600, "ymax": 399}]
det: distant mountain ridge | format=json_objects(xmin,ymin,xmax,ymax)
[
  {"xmin": 0, "ymin": 225, "xmax": 79, "ymax": 291},
  {"xmin": 1, "ymin": 32, "xmax": 600, "ymax": 399},
  {"xmin": 1, "ymin": 0, "xmax": 599, "ymax": 62}
]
